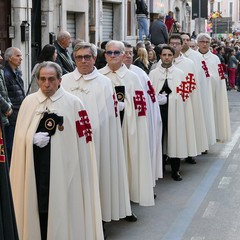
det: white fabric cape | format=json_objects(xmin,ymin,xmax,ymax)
[
  {"xmin": 62, "ymin": 67, "xmax": 131, "ymax": 221},
  {"xmin": 174, "ymin": 55, "xmax": 208, "ymax": 154},
  {"xmin": 10, "ymin": 87, "xmax": 103, "ymax": 240},
  {"xmin": 129, "ymin": 65, "xmax": 163, "ymax": 184},
  {"xmin": 183, "ymin": 48, "xmax": 215, "ymax": 146},
  {"xmin": 149, "ymin": 64, "xmax": 188, "ymax": 158},
  {"xmin": 99, "ymin": 64, "xmax": 154, "ymax": 206},
  {"xmin": 199, "ymin": 50, "xmax": 231, "ymax": 142}
]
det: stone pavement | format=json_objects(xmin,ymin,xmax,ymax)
[{"xmin": 104, "ymin": 90, "xmax": 240, "ymax": 240}]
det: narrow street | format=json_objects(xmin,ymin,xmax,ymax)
[{"xmin": 105, "ymin": 90, "xmax": 240, "ymax": 240}]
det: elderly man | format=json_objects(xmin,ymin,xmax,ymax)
[
  {"xmin": 149, "ymin": 46, "xmax": 188, "ymax": 181},
  {"xmin": 122, "ymin": 41, "xmax": 163, "ymax": 186},
  {"xmin": 3, "ymin": 47, "xmax": 25, "ymax": 165},
  {"xmin": 181, "ymin": 32, "xmax": 215, "ymax": 148},
  {"xmin": 99, "ymin": 40, "xmax": 154, "ymax": 206},
  {"xmin": 54, "ymin": 30, "xmax": 75, "ymax": 75},
  {"xmin": 61, "ymin": 42, "xmax": 133, "ymax": 225},
  {"xmin": 197, "ymin": 33, "xmax": 231, "ymax": 142},
  {"xmin": 10, "ymin": 62, "xmax": 103, "ymax": 240}
]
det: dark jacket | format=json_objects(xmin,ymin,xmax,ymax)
[
  {"xmin": 3, "ymin": 62, "xmax": 25, "ymax": 125},
  {"xmin": 135, "ymin": 0, "xmax": 148, "ymax": 16},
  {"xmin": 150, "ymin": 19, "xmax": 169, "ymax": 46},
  {"xmin": 0, "ymin": 68, "xmax": 12, "ymax": 126},
  {"xmin": 54, "ymin": 41, "xmax": 75, "ymax": 75}
]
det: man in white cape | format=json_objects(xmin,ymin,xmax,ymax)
[
  {"xmin": 149, "ymin": 46, "xmax": 188, "ymax": 181},
  {"xmin": 10, "ymin": 62, "xmax": 103, "ymax": 240},
  {"xmin": 197, "ymin": 33, "xmax": 231, "ymax": 142},
  {"xmin": 99, "ymin": 40, "xmax": 154, "ymax": 206},
  {"xmin": 122, "ymin": 41, "xmax": 163, "ymax": 186},
  {"xmin": 61, "ymin": 42, "xmax": 133, "ymax": 223},
  {"xmin": 181, "ymin": 32, "xmax": 216, "ymax": 147}
]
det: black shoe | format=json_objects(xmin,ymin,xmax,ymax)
[
  {"xmin": 185, "ymin": 157, "xmax": 196, "ymax": 164},
  {"xmin": 102, "ymin": 221, "xmax": 107, "ymax": 239},
  {"xmin": 125, "ymin": 213, "xmax": 138, "ymax": 222},
  {"xmin": 202, "ymin": 150, "xmax": 208, "ymax": 154},
  {"xmin": 172, "ymin": 172, "xmax": 182, "ymax": 181},
  {"xmin": 154, "ymin": 193, "xmax": 157, "ymax": 199}
]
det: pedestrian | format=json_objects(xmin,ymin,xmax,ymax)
[
  {"xmin": 197, "ymin": 33, "xmax": 231, "ymax": 142},
  {"xmin": 28, "ymin": 44, "xmax": 57, "ymax": 94},
  {"xmin": 149, "ymin": 46, "xmax": 188, "ymax": 181},
  {"xmin": 61, "ymin": 42, "xmax": 134, "ymax": 230},
  {"xmin": 227, "ymin": 48, "xmax": 238, "ymax": 89},
  {"xmin": 165, "ymin": 11, "xmax": 175, "ymax": 33},
  {"xmin": 123, "ymin": 42, "xmax": 163, "ymax": 189},
  {"xmin": 135, "ymin": 0, "xmax": 149, "ymax": 41},
  {"xmin": 10, "ymin": 61, "xmax": 104, "ymax": 240},
  {"xmin": 99, "ymin": 40, "xmax": 155, "ymax": 207},
  {"xmin": 149, "ymin": 13, "xmax": 169, "ymax": 46},
  {"xmin": 133, "ymin": 47, "xmax": 150, "ymax": 74},
  {"xmin": 3, "ymin": 47, "xmax": 25, "ymax": 166},
  {"xmin": 54, "ymin": 30, "xmax": 75, "ymax": 75},
  {"xmin": 0, "ymin": 51, "xmax": 12, "ymax": 131}
]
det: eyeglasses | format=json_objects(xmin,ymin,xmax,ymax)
[
  {"xmin": 106, "ymin": 51, "xmax": 122, "ymax": 56},
  {"xmin": 198, "ymin": 41, "xmax": 210, "ymax": 44},
  {"xmin": 75, "ymin": 55, "xmax": 92, "ymax": 61},
  {"xmin": 125, "ymin": 51, "xmax": 133, "ymax": 56},
  {"xmin": 169, "ymin": 42, "xmax": 182, "ymax": 46}
]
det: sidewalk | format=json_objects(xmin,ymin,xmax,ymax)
[{"xmin": 105, "ymin": 90, "xmax": 240, "ymax": 240}]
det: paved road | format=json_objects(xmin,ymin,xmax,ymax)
[{"xmin": 105, "ymin": 90, "xmax": 240, "ymax": 240}]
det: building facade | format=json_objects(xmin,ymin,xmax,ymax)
[{"xmin": 0, "ymin": 0, "xmax": 197, "ymax": 87}]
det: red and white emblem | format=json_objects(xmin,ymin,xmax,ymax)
[
  {"xmin": 133, "ymin": 90, "xmax": 147, "ymax": 116},
  {"xmin": 202, "ymin": 61, "xmax": 210, "ymax": 77},
  {"xmin": 76, "ymin": 110, "xmax": 92, "ymax": 143},
  {"xmin": 0, "ymin": 138, "xmax": 5, "ymax": 163},
  {"xmin": 186, "ymin": 73, "xmax": 196, "ymax": 93},
  {"xmin": 218, "ymin": 64, "xmax": 225, "ymax": 80},
  {"xmin": 176, "ymin": 80, "xmax": 190, "ymax": 102},
  {"xmin": 147, "ymin": 80, "xmax": 156, "ymax": 103}
]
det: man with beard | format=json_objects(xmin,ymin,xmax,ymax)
[{"xmin": 149, "ymin": 46, "xmax": 188, "ymax": 181}]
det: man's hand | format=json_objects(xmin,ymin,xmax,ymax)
[
  {"xmin": 33, "ymin": 132, "xmax": 50, "ymax": 148},
  {"xmin": 157, "ymin": 93, "xmax": 167, "ymax": 105},
  {"xmin": 118, "ymin": 101, "xmax": 125, "ymax": 111}
]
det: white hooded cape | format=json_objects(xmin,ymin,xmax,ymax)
[
  {"xmin": 150, "ymin": 64, "xmax": 188, "ymax": 158},
  {"xmin": 10, "ymin": 87, "xmax": 103, "ymax": 240},
  {"xmin": 183, "ymin": 48, "xmax": 215, "ymax": 147},
  {"xmin": 174, "ymin": 55, "xmax": 208, "ymax": 154},
  {"xmin": 129, "ymin": 65, "xmax": 163, "ymax": 185},
  {"xmin": 99, "ymin": 64, "xmax": 154, "ymax": 206},
  {"xmin": 62, "ymin": 67, "xmax": 131, "ymax": 222},
  {"xmin": 199, "ymin": 50, "xmax": 231, "ymax": 142}
]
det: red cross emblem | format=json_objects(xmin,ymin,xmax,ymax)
[
  {"xmin": 176, "ymin": 81, "xmax": 190, "ymax": 102},
  {"xmin": 133, "ymin": 90, "xmax": 147, "ymax": 116},
  {"xmin": 218, "ymin": 64, "xmax": 225, "ymax": 80},
  {"xmin": 186, "ymin": 73, "xmax": 196, "ymax": 93},
  {"xmin": 76, "ymin": 110, "xmax": 92, "ymax": 143},
  {"xmin": 0, "ymin": 138, "xmax": 5, "ymax": 163},
  {"xmin": 202, "ymin": 61, "xmax": 210, "ymax": 77},
  {"xmin": 112, "ymin": 94, "xmax": 118, "ymax": 117},
  {"xmin": 147, "ymin": 80, "xmax": 156, "ymax": 103}
]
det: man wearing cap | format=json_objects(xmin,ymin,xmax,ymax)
[{"xmin": 10, "ymin": 61, "xmax": 103, "ymax": 240}]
